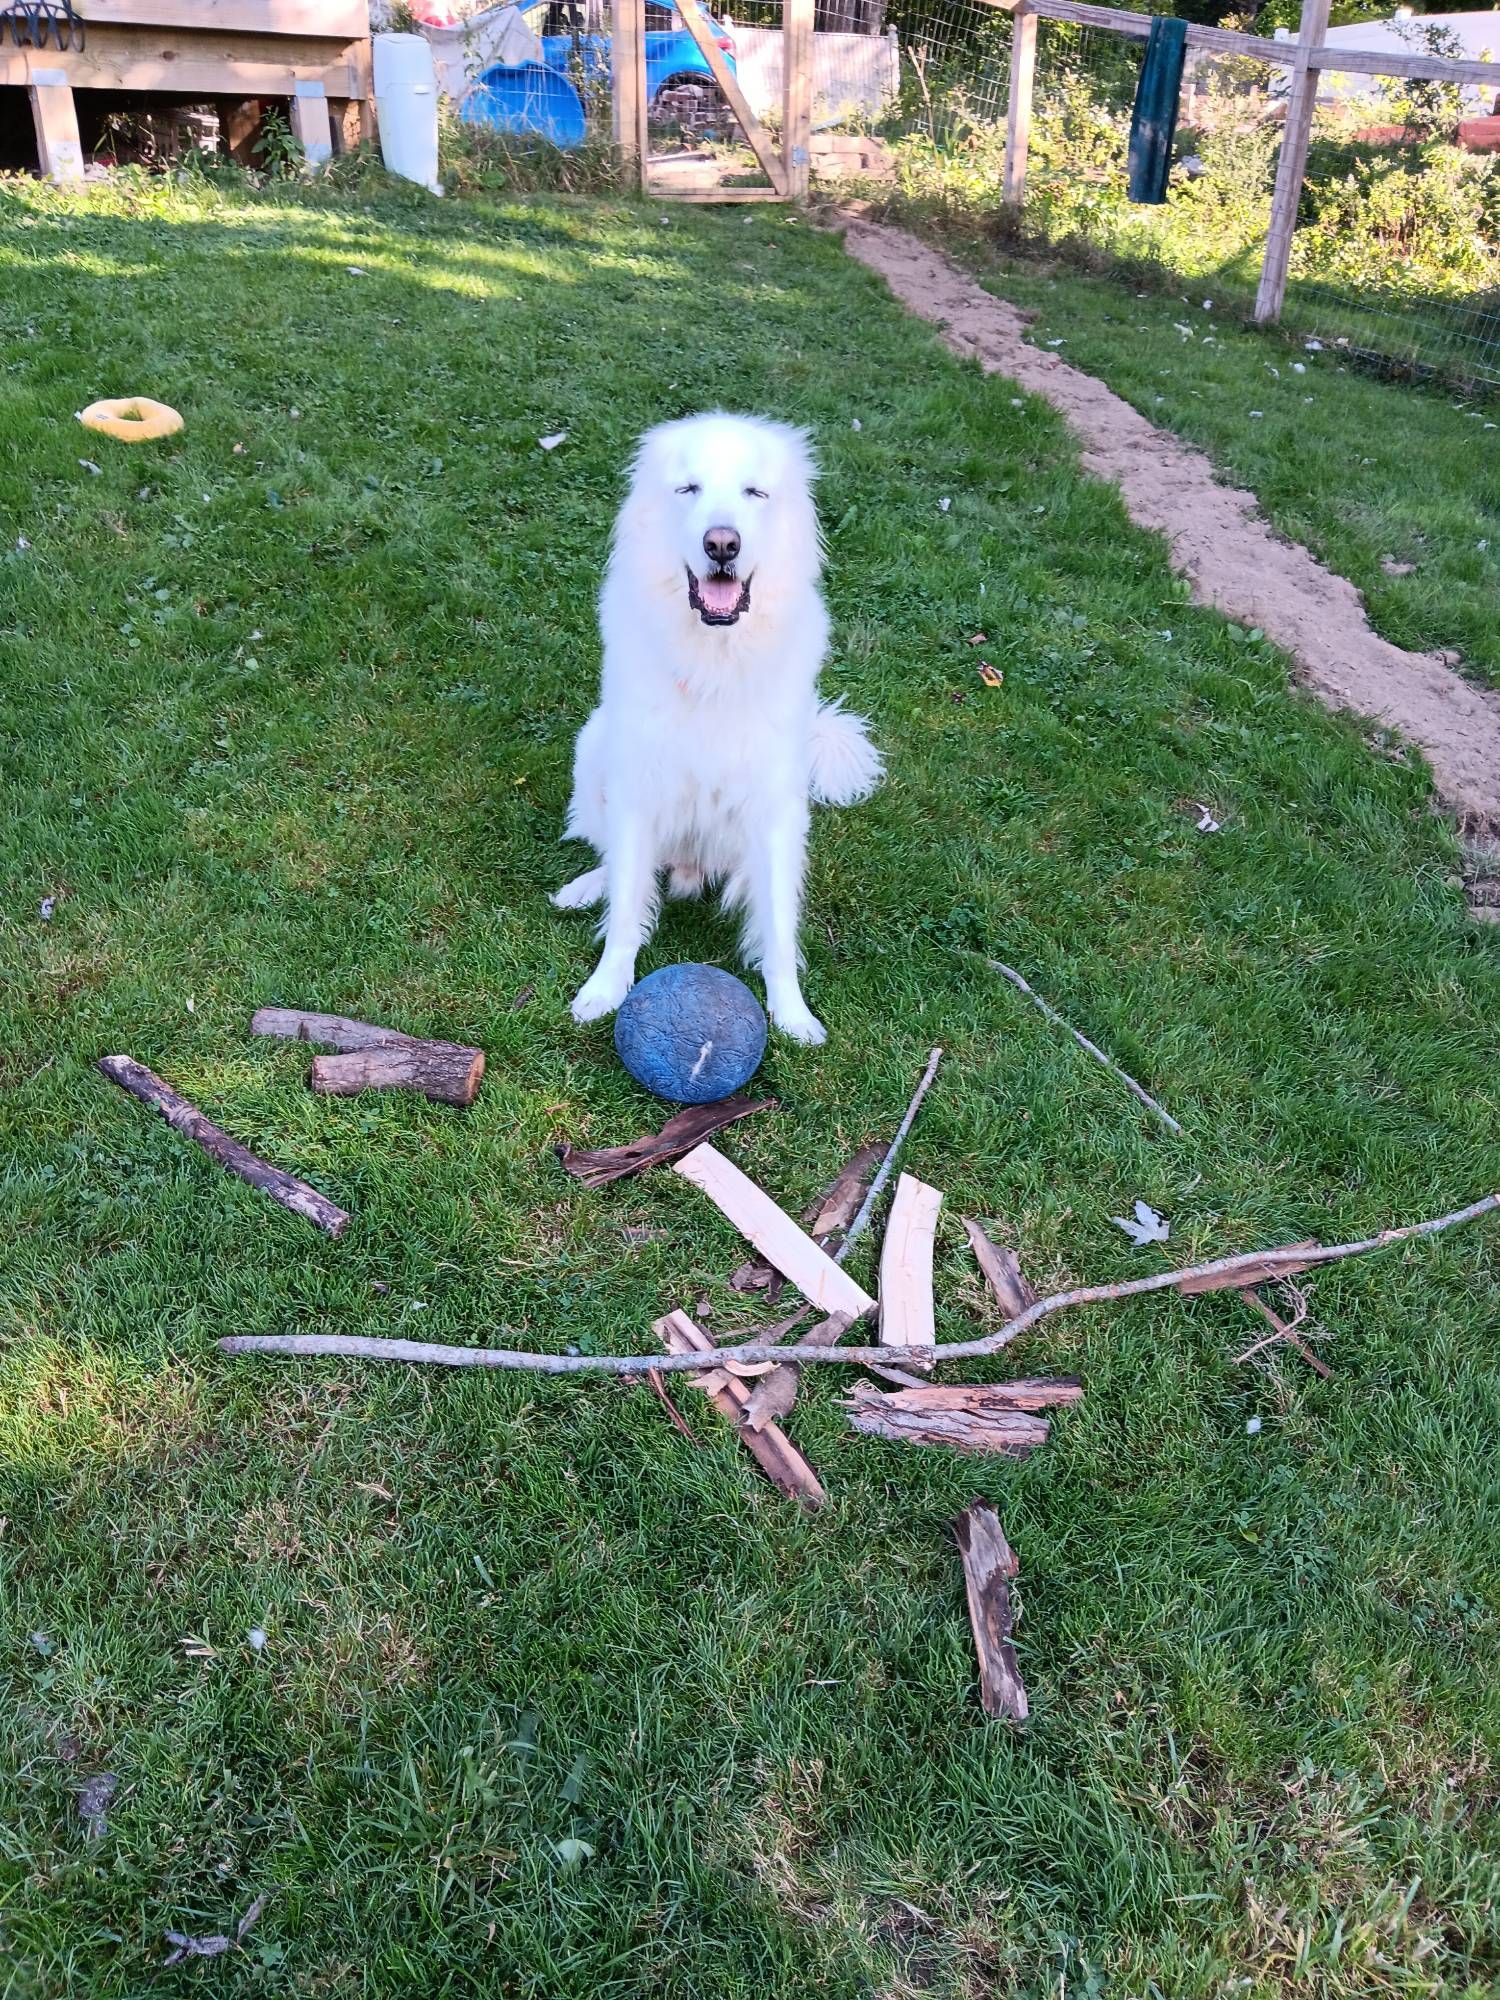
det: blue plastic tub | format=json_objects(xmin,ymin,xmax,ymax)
[{"xmin": 460, "ymin": 62, "xmax": 588, "ymax": 149}]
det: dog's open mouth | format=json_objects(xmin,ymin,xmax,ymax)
[{"xmin": 686, "ymin": 565, "xmax": 752, "ymax": 626}]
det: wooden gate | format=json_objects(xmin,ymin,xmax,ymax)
[{"xmin": 610, "ymin": 0, "xmax": 812, "ymax": 201}]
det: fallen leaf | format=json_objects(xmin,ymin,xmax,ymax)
[
  {"xmin": 1112, "ymin": 1200, "xmax": 1169, "ymax": 1246},
  {"xmin": 554, "ymin": 1838, "xmax": 594, "ymax": 1868},
  {"xmin": 938, "ymin": 496, "xmax": 951, "ymax": 512},
  {"xmin": 538, "ymin": 431, "xmax": 568, "ymax": 451},
  {"xmin": 978, "ymin": 662, "xmax": 1004, "ymax": 688},
  {"xmin": 1194, "ymin": 804, "xmax": 1221, "ymax": 833}
]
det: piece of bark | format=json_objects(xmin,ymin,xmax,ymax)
[
  {"xmin": 97, "ymin": 1055, "xmax": 349, "ymax": 1237},
  {"xmin": 1176, "ymin": 1239, "xmax": 1318, "ymax": 1295},
  {"xmin": 1235, "ymin": 1287, "xmax": 1333, "ymax": 1379},
  {"xmin": 963, "ymin": 1218, "xmax": 1039, "ymax": 1321},
  {"xmin": 558, "ymin": 1096, "xmax": 774, "ymax": 1188},
  {"xmin": 743, "ymin": 1310, "xmax": 853, "ymax": 1432},
  {"xmin": 675, "ymin": 1146, "xmax": 876, "ymax": 1320},
  {"xmin": 809, "ymin": 1141, "xmax": 888, "ymax": 1250},
  {"xmin": 646, "ymin": 1366, "xmax": 701, "ymax": 1444},
  {"xmin": 309, "ymin": 1044, "xmax": 484, "ymax": 1108},
  {"xmin": 878, "ymin": 1172, "xmax": 943, "ymax": 1352},
  {"xmin": 721, "ymin": 1309, "xmax": 807, "ymax": 1378},
  {"xmin": 655, "ymin": 1310, "xmax": 826, "ymax": 1508},
  {"xmin": 952, "ymin": 1500, "xmax": 1028, "ymax": 1721},
  {"xmin": 842, "ymin": 1381, "xmax": 1059, "ymax": 1456}
]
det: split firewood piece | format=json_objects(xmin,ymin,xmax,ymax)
[
  {"xmin": 1175, "ymin": 1239, "xmax": 1318, "ymax": 1296},
  {"xmin": 675, "ymin": 1145, "xmax": 876, "ymax": 1321},
  {"xmin": 743, "ymin": 1310, "xmax": 854, "ymax": 1433},
  {"xmin": 963, "ymin": 1217, "xmax": 1039, "ymax": 1323},
  {"xmin": 878, "ymin": 1173, "xmax": 943, "ymax": 1353},
  {"xmin": 310, "ymin": 1045, "xmax": 484, "ymax": 1108},
  {"xmin": 654, "ymin": 1309, "xmax": 826, "ymax": 1508},
  {"xmin": 97, "ymin": 1055, "xmax": 350, "ymax": 1238},
  {"xmin": 729, "ymin": 1139, "xmax": 886, "ymax": 1294},
  {"xmin": 251, "ymin": 1006, "xmax": 485, "ymax": 1108},
  {"xmin": 842, "ymin": 1379, "xmax": 1078, "ymax": 1456},
  {"xmin": 952, "ymin": 1500, "xmax": 1028, "ymax": 1721},
  {"xmin": 557, "ymin": 1095, "xmax": 775, "ymax": 1187}
]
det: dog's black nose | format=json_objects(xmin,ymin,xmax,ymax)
[{"xmin": 703, "ymin": 526, "xmax": 740, "ymax": 568}]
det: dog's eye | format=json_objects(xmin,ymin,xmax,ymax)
[
  {"xmin": 675, "ymin": 482, "xmax": 701, "ymax": 496},
  {"xmin": 744, "ymin": 485, "xmax": 768, "ymax": 499}
]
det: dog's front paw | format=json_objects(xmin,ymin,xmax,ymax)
[
  {"xmin": 771, "ymin": 1000, "xmax": 827, "ymax": 1046},
  {"xmin": 570, "ymin": 968, "xmax": 633, "ymax": 1024}
]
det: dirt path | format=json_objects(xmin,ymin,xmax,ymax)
[{"xmin": 840, "ymin": 217, "xmax": 1500, "ymax": 836}]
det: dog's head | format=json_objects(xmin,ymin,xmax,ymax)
[{"xmin": 617, "ymin": 412, "xmax": 819, "ymax": 630}]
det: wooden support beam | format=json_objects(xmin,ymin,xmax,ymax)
[
  {"xmin": 1002, "ymin": 4, "xmax": 1036, "ymax": 213},
  {"xmin": 611, "ymin": 0, "xmax": 647, "ymax": 184},
  {"xmin": 1254, "ymin": 0, "xmax": 1331, "ymax": 327},
  {"xmin": 878, "ymin": 1173, "xmax": 942, "ymax": 1351},
  {"xmin": 670, "ymin": 0, "xmax": 787, "ymax": 195},
  {"xmin": 74, "ymin": 1, "xmax": 370, "ymax": 34},
  {"xmin": 289, "ymin": 78, "xmax": 333, "ymax": 170},
  {"xmin": 783, "ymin": 0, "xmax": 814, "ymax": 199},
  {"xmin": 4, "ymin": 34, "xmax": 361, "ymax": 96},
  {"xmin": 28, "ymin": 70, "xmax": 84, "ymax": 182}
]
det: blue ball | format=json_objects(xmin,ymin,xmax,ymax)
[{"xmin": 614, "ymin": 963, "xmax": 768, "ymax": 1105}]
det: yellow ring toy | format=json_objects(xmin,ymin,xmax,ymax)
[{"xmin": 78, "ymin": 397, "xmax": 184, "ymax": 443}]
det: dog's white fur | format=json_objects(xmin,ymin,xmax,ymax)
[{"xmin": 553, "ymin": 411, "xmax": 882, "ymax": 1044}]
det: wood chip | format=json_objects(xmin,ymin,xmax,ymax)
[
  {"xmin": 654, "ymin": 1310, "xmax": 826, "ymax": 1507},
  {"xmin": 675, "ymin": 1145, "xmax": 876, "ymax": 1320},
  {"xmin": 558, "ymin": 1097, "xmax": 774, "ymax": 1188},
  {"xmin": 963, "ymin": 1217, "xmax": 1039, "ymax": 1320},
  {"xmin": 952, "ymin": 1500, "xmax": 1028, "ymax": 1721}
]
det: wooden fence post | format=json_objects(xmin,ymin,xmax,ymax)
[
  {"xmin": 783, "ymin": 0, "xmax": 814, "ymax": 198},
  {"xmin": 1253, "ymin": 0, "xmax": 1331, "ymax": 324},
  {"xmin": 1003, "ymin": 4, "xmax": 1037, "ymax": 213},
  {"xmin": 28, "ymin": 68, "xmax": 84, "ymax": 183},
  {"xmin": 611, "ymin": 0, "xmax": 648, "ymax": 190}
]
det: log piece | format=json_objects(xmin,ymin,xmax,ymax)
[
  {"xmin": 952, "ymin": 1500, "xmax": 1028, "ymax": 1721},
  {"xmin": 97, "ymin": 1054, "xmax": 349, "ymax": 1237},
  {"xmin": 251, "ymin": 1006, "xmax": 485, "ymax": 1107},
  {"xmin": 310, "ymin": 1044, "xmax": 484, "ymax": 1108}
]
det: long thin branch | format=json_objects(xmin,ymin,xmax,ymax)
[
  {"xmin": 835, "ymin": 1045, "xmax": 943, "ymax": 1263},
  {"xmin": 219, "ymin": 1193, "xmax": 1498, "ymax": 1374},
  {"xmin": 987, "ymin": 960, "xmax": 1184, "ymax": 1136}
]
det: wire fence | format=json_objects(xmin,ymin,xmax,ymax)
[
  {"xmin": 808, "ymin": 0, "xmax": 1500, "ymax": 388},
  {"xmin": 428, "ymin": 0, "xmax": 1500, "ymax": 386}
]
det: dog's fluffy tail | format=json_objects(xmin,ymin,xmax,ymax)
[{"xmin": 810, "ymin": 699, "xmax": 883, "ymax": 807}]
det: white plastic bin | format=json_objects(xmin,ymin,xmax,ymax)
[{"xmin": 373, "ymin": 32, "xmax": 443, "ymax": 195}]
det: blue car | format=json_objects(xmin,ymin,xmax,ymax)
[{"xmin": 462, "ymin": 0, "xmax": 737, "ymax": 145}]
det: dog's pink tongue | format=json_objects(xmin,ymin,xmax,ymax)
[{"xmin": 698, "ymin": 573, "xmax": 741, "ymax": 616}]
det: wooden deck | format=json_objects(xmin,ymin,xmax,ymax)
[{"xmin": 4, "ymin": 1, "xmax": 374, "ymax": 179}]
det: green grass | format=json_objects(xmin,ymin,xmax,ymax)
[
  {"xmin": 2, "ymin": 173, "xmax": 1498, "ymax": 1998},
  {"xmin": 874, "ymin": 216, "xmax": 1500, "ymax": 688}
]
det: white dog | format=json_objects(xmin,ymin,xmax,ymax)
[{"xmin": 552, "ymin": 411, "xmax": 882, "ymax": 1045}]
